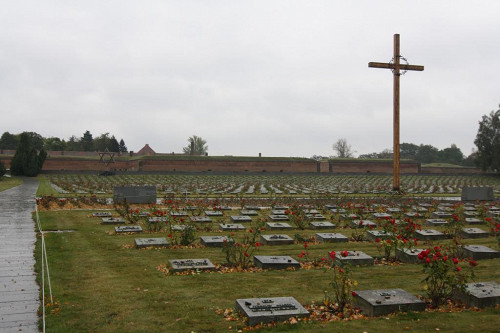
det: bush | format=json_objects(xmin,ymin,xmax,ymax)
[{"xmin": 0, "ymin": 161, "xmax": 5, "ymax": 177}]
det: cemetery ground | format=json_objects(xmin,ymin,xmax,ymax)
[
  {"xmin": 0, "ymin": 176, "xmax": 23, "ymax": 191},
  {"xmin": 31, "ymin": 177, "xmax": 500, "ymax": 332}
]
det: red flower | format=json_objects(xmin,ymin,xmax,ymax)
[
  {"xmin": 244, "ymin": 252, "xmax": 249, "ymax": 257},
  {"xmin": 456, "ymin": 267, "xmax": 461, "ymax": 272},
  {"xmin": 469, "ymin": 260, "xmax": 477, "ymax": 267},
  {"xmin": 425, "ymin": 257, "xmax": 430, "ymax": 264},
  {"xmin": 255, "ymin": 242, "xmax": 261, "ymax": 247},
  {"xmin": 329, "ymin": 251, "xmax": 336, "ymax": 259},
  {"xmin": 341, "ymin": 251, "xmax": 349, "ymax": 257},
  {"xmin": 304, "ymin": 242, "xmax": 308, "ymax": 249},
  {"xmin": 376, "ymin": 238, "xmax": 381, "ymax": 243},
  {"xmin": 249, "ymin": 229, "xmax": 253, "ymax": 233},
  {"xmin": 352, "ymin": 291, "xmax": 357, "ymax": 297},
  {"xmin": 443, "ymin": 256, "xmax": 448, "ymax": 262},
  {"xmin": 453, "ymin": 258, "xmax": 459, "ymax": 265}
]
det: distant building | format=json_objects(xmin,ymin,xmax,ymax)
[{"xmin": 136, "ymin": 144, "xmax": 156, "ymax": 156}]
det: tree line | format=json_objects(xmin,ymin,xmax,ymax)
[{"xmin": 0, "ymin": 130, "xmax": 128, "ymax": 153}]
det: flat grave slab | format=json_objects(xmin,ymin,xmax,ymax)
[
  {"xmin": 200, "ymin": 236, "xmax": 233, "ymax": 247},
  {"xmin": 305, "ymin": 213, "xmax": 326, "ymax": 220},
  {"xmin": 214, "ymin": 206, "xmax": 232, "ymax": 211},
  {"xmin": 340, "ymin": 213, "xmax": 359, "ymax": 220},
  {"xmin": 461, "ymin": 245, "xmax": 500, "ymax": 260},
  {"xmin": 404, "ymin": 212, "xmax": 421, "ymax": 218},
  {"xmin": 205, "ymin": 211, "xmax": 224, "ymax": 216},
  {"xmin": 240, "ymin": 210, "xmax": 258, "ymax": 216},
  {"xmin": 303, "ymin": 209, "xmax": 320, "ymax": 214},
  {"xmin": 386, "ymin": 208, "xmax": 401, "ymax": 213},
  {"xmin": 260, "ymin": 234, "xmax": 294, "ymax": 245},
  {"xmin": 271, "ymin": 209, "xmax": 287, "ymax": 215},
  {"xmin": 266, "ymin": 222, "xmax": 293, "ymax": 230},
  {"xmin": 334, "ymin": 251, "xmax": 374, "ymax": 266},
  {"xmin": 113, "ymin": 185, "xmax": 156, "ymax": 204},
  {"xmin": 219, "ymin": 223, "xmax": 245, "ymax": 231},
  {"xmin": 268, "ymin": 215, "xmax": 290, "ymax": 221},
  {"xmin": 114, "ymin": 226, "xmax": 143, "ymax": 234},
  {"xmin": 460, "ymin": 227, "xmax": 489, "ymax": 239},
  {"xmin": 92, "ymin": 212, "xmax": 112, "ymax": 217},
  {"xmin": 185, "ymin": 206, "xmax": 199, "ymax": 211},
  {"xmin": 190, "ymin": 216, "xmax": 212, "ymax": 223},
  {"xmin": 273, "ymin": 205, "xmax": 289, "ymax": 210},
  {"xmin": 253, "ymin": 255, "xmax": 300, "ymax": 270},
  {"xmin": 465, "ymin": 218, "xmax": 484, "ymax": 224},
  {"xmin": 372, "ymin": 213, "xmax": 392, "ymax": 219},
  {"xmin": 235, "ymin": 297, "xmax": 309, "ymax": 326},
  {"xmin": 395, "ymin": 248, "xmax": 426, "ymax": 264},
  {"xmin": 170, "ymin": 224, "xmax": 187, "ymax": 231},
  {"xmin": 169, "ymin": 258, "xmax": 215, "ymax": 272},
  {"xmin": 366, "ymin": 230, "xmax": 392, "ymax": 241},
  {"xmin": 310, "ymin": 221, "xmax": 336, "ymax": 229},
  {"xmin": 330, "ymin": 208, "xmax": 346, "ymax": 214},
  {"xmin": 351, "ymin": 220, "xmax": 377, "ymax": 228},
  {"xmin": 148, "ymin": 217, "xmax": 168, "ymax": 222},
  {"xmin": 425, "ymin": 219, "xmax": 449, "ymax": 226},
  {"xmin": 316, "ymin": 232, "xmax": 348, "ymax": 243},
  {"xmin": 415, "ymin": 229, "xmax": 446, "ymax": 241},
  {"xmin": 101, "ymin": 217, "xmax": 125, "ymax": 225},
  {"xmin": 353, "ymin": 289, "xmax": 425, "ymax": 316},
  {"xmin": 464, "ymin": 211, "xmax": 479, "ymax": 217},
  {"xmin": 453, "ymin": 281, "xmax": 500, "ymax": 308},
  {"xmin": 231, "ymin": 215, "xmax": 253, "ymax": 223},
  {"xmin": 244, "ymin": 206, "xmax": 261, "ymax": 211},
  {"xmin": 461, "ymin": 187, "xmax": 494, "ymax": 201},
  {"xmin": 135, "ymin": 237, "xmax": 169, "ymax": 248},
  {"xmin": 432, "ymin": 211, "xmax": 452, "ymax": 218},
  {"xmin": 170, "ymin": 211, "xmax": 188, "ymax": 217}
]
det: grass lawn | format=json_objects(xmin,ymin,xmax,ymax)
[
  {"xmin": 0, "ymin": 176, "xmax": 23, "ymax": 192},
  {"xmin": 36, "ymin": 209, "xmax": 500, "ymax": 332}
]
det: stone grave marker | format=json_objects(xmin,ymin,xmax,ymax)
[
  {"xmin": 170, "ymin": 211, "xmax": 188, "ymax": 217},
  {"xmin": 244, "ymin": 206, "xmax": 261, "ymax": 211},
  {"xmin": 235, "ymin": 297, "xmax": 309, "ymax": 326},
  {"xmin": 266, "ymin": 222, "xmax": 293, "ymax": 230},
  {"xmin": 205, "ymin": 210, "xmax": 224, "ymax": 216},
  {"xmin": 115, "ymin": 226, "xmax": 143, "ymax": 234},
  {"xmin": 461, "ymin": 187, "xmax": 494, "ymax": 201},
  {"xmin": 415, "ymin": 229, "xmax": 446, "ymax": 241},
  {"xmin": 404, "ymin": 212, "xmax": 421, "ymax": 218},
  {"xmin": 353, "ymin": 289, "xmax": 425, "ymax": 316},
  {"xmin": 260, "ymin": 234, "xmax": 294, "ymax": 245},
  {"xmin": 305, "ymin": 213, "xmax": 326, "ymax": 220},
  {"xmin": 310, "ymin": 221, "xmax": 336, "ymax": 229},
  {"xmin": 219, "ymin": 223, "xmax": 245, "ymax": 231},
  {"xmin": 113, "ymin": 185, "xmax": 157, "ymax": 204},
  {"xmin": 453, "ymin": 281, "xmax": 500, "ymax": 308},
  {"xmin": 190, "ymin": 216, "xmax": 212, "ymax": 223},
  {"xmin": 101, "ymin": 217, "xmax": 125, "ymax": 225},
  {"xmin": 316, "ymin": 233, "xmax": 348, "ymax": 243},
  {"xmin": 303, "ymin": 209, "xmax": 320, "ymax": 214},
  {"xmin": 351, "ymin": 220, "xmax": 377, "ymax": 228},
  {"xmin": 271, "ymin": 209, "xmax": 287, "ymax": 215},
  {"xmin": 395, "ymin": 248, "xmax": 425, "ymax": 264},
  {"xmin": 135, "ymin": 237, "xmax": 169, "ymax": 248},
  {"xmin": 425, "ymin": 219, "xmax": 449, "ymax": 227},
  {"xmin": 465, "ymin": 217, "xmax": 484, "ymax": 225},
  {"xmin": 464, "ymin": 211, "xmax": 479, "ymax": 217},
  {"xmin": 231, "ymin": 215, "xmax": 253, "ymax": 223},
  {"xmin": 200, "ymin": 236, "xmax": 233, "ymax": 247},
  {"xmin": 460, "ymin": 227, "xmax": 489, "ymax": 239},
  {"xmin": 432, "ymin": 211, "xmax": 452, "ymax": 218},
  {"xmin": 240, "ymin": 210, "xmax": 258, "ymax": 216},
  {"xmin": 461, "ymin": 245, "xmax": 500, "ymax": 260},
  {"xmin": 273, "ymin": 205, "xmax": 289, "ymax": 210},
  {"xmin": 170, "ymin": 224, "xmax": 187, "ymax": 231},
  {"xmin": 92, "ymin": 212, "xmax": 112, "ymax": 217},
  {"xmin": 148, "ymin": 216, "xmax": 168, "ymax": 223},
  {"xmin": 373, "ymin": 213, "xmax": 392, "ymax": 219},
  {"xmin": 366, "ymin": 230, "xmax": 392, "ymax": 241},
  {"xmin": 268, "ymin": 215, "xmax": 290, "ymax": 221},
  {"xmin": 334, "ymin": 251, "xmax": 374, "ymax": 266},
  {"xmin": 253, "ymin": 256, "xmax": 300, "ymax": 269},
  {"xmin": 169, "ymin": 258, "xmax": 215, "ymax": 272},
  {"xmin": 330, "ymin": 208, "xmax": 346, "ymax": 214}
]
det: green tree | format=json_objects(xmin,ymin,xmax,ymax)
[
  {"xmin": 43, "ymin": 137, "xmax": 66, "ymax": 151},
  {"xmin": 415, "ymin": 144, "xmax": 439, "ymax": 164},
  {"xmin": 119, "ymin": 139, "xmax": 128, "ymax": 153},
  {"xmin": 400, "ymin": 143, "xmax": 419, "ymax": 160},
  {"xmin": 109, "ymin": 136, "xmax": 120, "ymax": 152},
  {"xmin": 81, "ymin": 130, "xmax": 94, "ymax": 151},
  {"xmin": 182, "ymin": 135, "xmax": 208, "ymax": 155},
  {"xmin": 474, "ymin": 106, "xmax": 500, "ymax": 171},
  {"xmin": 66, "ymin": 135, "xmax": 81, "ymax": 151},
  {"xmin": 22, "ymin": 132, "xmax": 44, "ymax": 150},
  {"xmin": 0, "ymin": 132, "xmax": 19, "ymax": 150},
  {"xmin": 94, "ymin": 133, "xmax": 111, "ymax": 151},
  {"xmin": 0, "ymin": 161, "xmax": 6, "ymax": 177},
  {"xmin": 332, "ymin": 138, "xmax": 355, "ymax": 158},
  {"xmin": 10, "ymin": 133, "xmax": 47, "ymax": 176},
  {"xmin": 438, "ymin": 144, "xmax": 464, "ymax": 165}
]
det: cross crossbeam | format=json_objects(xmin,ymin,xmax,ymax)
[{"xmin": 368, "ymin": 34, "xmax": 424, "ymax": 191}]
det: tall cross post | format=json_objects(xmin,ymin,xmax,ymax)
[{"xmin": 369, "ymin": 34, "xmax": 424, "ymax": 191}]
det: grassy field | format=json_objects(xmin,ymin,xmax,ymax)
[
  {"xmin": 0, "ymin": 176, "xmax": 22, "ymax": 192},
  {"xmin": 35, "ymin": 206, "xmax": 500, "ymax": 333}
]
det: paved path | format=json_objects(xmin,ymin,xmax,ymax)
[{"xmin": 0, "ymin": 178, "xmax": 40, "ymax": 332}]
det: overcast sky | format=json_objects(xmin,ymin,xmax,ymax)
[{"xmin": 1, "ymin": 1, "xmax": 499, "ymax": 157}]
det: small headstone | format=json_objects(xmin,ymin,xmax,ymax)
[
  {"xmin": 316, "ymin": 232, "xmax": 348, "ymax": 243},
  {"xmin": 170, "ymin": 211, "xmax": 188, "ymax": 217},
  {"xmin": 268, "ymin": 215, "xmax": 290, "ymax": 221},
  {"xmin": 266, "ymin": 222, "xmax": 293, "ymax": 230},
  {"xmin": 244, "ymin": 206, "xmax": 261, "ymax": 211},
  {"xmin": 219, "ymin": 223, "xmax": 245, "ymax": 231},
  {"xmin": 461, "ymin": 187, "xmax": 494, "ymax": 201},
  {"xmin": 461, "ymin": 245, "xmax": 500, "ymax": 260},
  {"xmin": 169, "ymin": 258, "xmax": 215, "ymax": 272},
  {"xmin": 235, "ymin": 297, "xmax": 309, "ymax": 326},
  {"xmin": 372, "ymin": 213, "xmax": 392, "ymax": 219},
  {"xmin": 453, "ymin": 281, "xmax": 500, "ymax": 308},
  {"xmin": 460, "ymin": 228, "xmax": 489, "ymax": 239},
  {"xmin": 253, "ymin": 256, "xmax": 300, "ymax": 269},
  {"xmin": 240, "ymin": 210, "xmax": 258, "ymax": 216},
  {"xmin": 260, "ymin": 234, "xmax": 294, "ymax": 245},
  {"xmin": 305, "ymin": 213, "xmax": 326, "ymax": 220},
  {"xmin": 351, "ymin": 220, "xmax": 377, "ymax": 228},
  {"xmin": 200, "ymin": 236, "xmax": 233, "ymax": 247},
  {"xmin": 415, "ymin": 229, "xmax": 446, "ymax": 241},
  {"xmin": 432, "ymin": 211, "xmax": 452, "ymax": 218},
  {"xmin": 271, "ymin": 210, "xmax": 287, "ymax": 215},
  {"xmin": 101, "ymin": 217, "xmax": 125, "ymax": 225},
  {"xmin": 303, "ymin": 209, "xmax": 320, "ymax": 214},
  {"xmin": 148, "ymin": 217, "xmax": 168, "ymax": 222},
  {"xmin": 353, "ymin": 289, "xmax": 425, "ymax": 316},
  {"xmin": 404, "ymin": 212, "xmax": 420, "ymax": 218},
  {"xmin": 190, "ymin": 216, "xmax": 212, "ymax": 223},
  {"xmin": 135, "ymin": 237, "xmax": 169, "ymax": 248},
  {"xmin": 395, "ymin": 248, "xmax": 425, "ymax": 264},
  {"xmin": 92, "ymin": 212, "xmax": 112, "ymax": 217},
  {"xmin": 115, "ymin": 226, "xmax": 143, "ymax": 234},
  {"xmin": 205, "ymin": 211, "xmax": 224, "ymax": 216},
  {"xmin": 310, "ymin": 221, "xmax": 336, "ymax": 229},
  {"xmin": 366, "ymin": 230, "xmax": 392, "ymax": 241},
  {"xmin": 425, "ymin": 219, "xmax": 449, "ymax": 226},
  {"xmin": 231, "ymin": 215, "xmax": 253, "ymax": 223},
  {"xmin": 334, "ymin": 251, "xmax": 374, "ymax": 266},
  {"xmin": 113, "ymin": 185, "xmax": 156, "ymax": 204},
  {"xmin": 170, "ymin": 224, "xmax": 187, "ymax": 231},
  {"xmin": 465, "ymin": 217, "xmax": 484, "ymax": 225},
  {"xmin": 273, "ymin": 206, "xmax": 289, "ymax": 210}
]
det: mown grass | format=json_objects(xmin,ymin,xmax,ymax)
[
  {"xmin": 35, "ymin": 207, "xmax": 500, "ymax": 333},
  {"xmin": 0, "ymin": 176, "xmax": 23, "ymax": 192}
]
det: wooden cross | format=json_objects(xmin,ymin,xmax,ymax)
[{"xmin": 369, "ymin": 34, "xmax": 424, "ymax": 191}]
